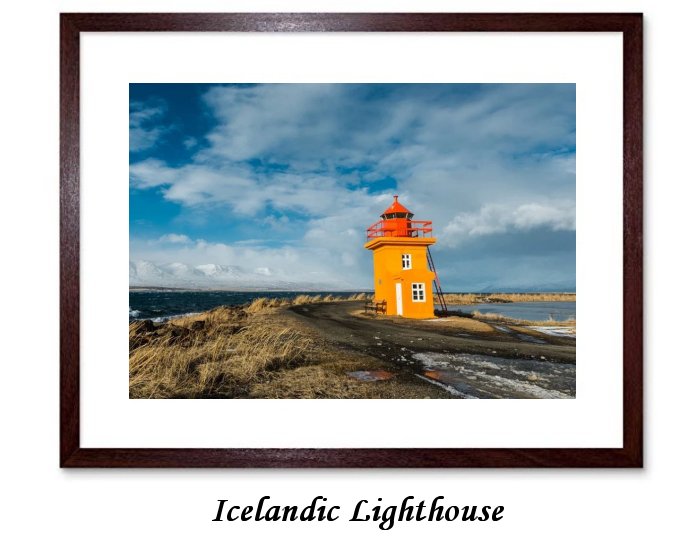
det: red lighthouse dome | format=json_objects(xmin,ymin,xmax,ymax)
[
  {"xmin": 366, "ymin": 195, "xmax": 432, "ymax": 238},
  {"xmin": 381, "ymin": 195, "xmax": 414, "ymax": 219},
  {"xmin": 378, "ymin": 195, "xmax": 413, "ymax": 237}
]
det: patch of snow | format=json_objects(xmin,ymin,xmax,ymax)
[
  {"xmin": 528, "ymin": 326, "xmax": 576, "ymax": 338},
  {"xmin": 414, "ymin": 353, "xmax": 500, "ymax": 371},
  {"xmin": 416, "ymin": 373, "xmax": 476, "ymax": 399},
  {"xmin": 413, "ymin": 352, "xmax": 574, "ymax": 399}
]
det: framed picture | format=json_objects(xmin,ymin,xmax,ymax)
[{"xmin": 61, "ymin": 13, "xmax": 643, "ymax": 467}]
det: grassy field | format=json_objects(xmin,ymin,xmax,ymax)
[
  {"xmin": 129, "ymin": 294, "xmax": 447, "ymax": 399},
  {"xmin": 441, "ymin": 292, "xmax": 575, "ymax": 304},
  {"xmin": 469, "ymin": 310, "xmax": 575, "ymax": 329},
  {"xmin": 129, "ymin": 292, "xmax": 576, "ymax": 399}
]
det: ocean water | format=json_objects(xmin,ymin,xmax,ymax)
[
  {"xmin": 445, "ymin": 301, "xmax": 576, "ymax": 322},
  {"xmin": 130, "ymin": 292, "xmax": 576, "ymax": 322},
  {"xmin": 129, "ymin": 290, "xmax": 364, "ymax": 322}
]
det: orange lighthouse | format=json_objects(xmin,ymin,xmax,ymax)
[{"xmin": 364, "ymin": 196, "xmax": 446, "ymax": 319}]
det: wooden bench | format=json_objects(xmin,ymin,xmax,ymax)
[{"xmin": 364, "ymin": 299, "xmax": 387, "ymax": 315}]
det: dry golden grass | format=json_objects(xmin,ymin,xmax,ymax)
[
  {"xmin": 129, "ymin": 304, "xmax": 314, "ymax": 398},
  {"xmin": 424, "ymin": 315, "xmax": 496, "ymax": 333},
  {"xmin": 129, "ymin": 293, "xmax": 374, "ymax": 399},
  {"xmin": 470, "ymin": 310, "xmax": 576, "ymax": 327},
  {"xmin": 442, "ymin": 292, "xmax": 575, "ymax": 304},
  {"xmin": 238, "ymin": 292, "xmax": 371, "ymax": 309},
  {"xmin": 169, "ymin": 305, "xmax": 245, "ymax": 328},
  {"xmin": 250, "ymin": 365, "xmax": 365, "ymax": 399},
  {"xmin": 292, "ymin": 294, "xmax": 314, "ymax": 305}
]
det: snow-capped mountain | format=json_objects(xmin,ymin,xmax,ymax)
[{"xmin": 128, "ymin": 260, "xmax": 352, "ymax": 290}]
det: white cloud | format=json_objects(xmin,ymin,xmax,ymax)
[
  {"xmin": 130, "ymin": 236, "xmax": 372, "ymax": 290},
  {"xmin": 130, "ymin": 85, "xmax": 575, "ymax": 224},
  {"xmin": 158, "ymin": 233, "xmax": 192, "ymax": 244},
  {"xmin": 130, "ymin": 101, "xmax": 168, "ymax": 152},
  {"xmin": 129, "ymin": 154, "xmax": 393, "ymax": 229},
  {"xmin": 130, "ymin": 84, "xmax": 576, "ymax": 290},
  {"xmin": 442, "ymin": 201, "xmax": 576, "ymax": 247}
]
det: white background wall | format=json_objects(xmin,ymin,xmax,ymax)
[{"xmin": 1, "ymin": 0, "xmax": 697, "ymax": 542}]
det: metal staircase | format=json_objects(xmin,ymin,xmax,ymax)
[{"xmin": 427, "ymin": 247, "xmax": 448, "ymax": 313}]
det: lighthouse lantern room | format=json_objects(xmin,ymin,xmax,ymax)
[{"xmin": 364, "ymin": 196, "xmax": 445, "ymax": 319}]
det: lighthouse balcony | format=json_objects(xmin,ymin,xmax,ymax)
[{"xmin": 366, "ymin": 219, "xmax": 433, "ymax": 240}]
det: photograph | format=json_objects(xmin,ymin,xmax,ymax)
[{"xmin": 128, "ymin": 82, "xmax": 576, "ymax": 400}]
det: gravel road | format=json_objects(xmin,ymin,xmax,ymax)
[{"xmin": 287, "ymin": 301, "xmax": 576, "ymax": 399}]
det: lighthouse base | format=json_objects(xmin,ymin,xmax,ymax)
[{"xmin": 365, "ymin": 237, "xmax": 436, "ymax": 320}]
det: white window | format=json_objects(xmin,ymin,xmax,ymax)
[
  {"xmin": 411, "ymin": 282, "xmax": 426, "ymax": 302},
  {"xmin": 401, "ymin": 253, "xmax": 412, "ymax": 270}
]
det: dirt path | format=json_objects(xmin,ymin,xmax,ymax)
[{"xmin": 287, "ymin": 301, "xmax": 576, "ymax": 399}]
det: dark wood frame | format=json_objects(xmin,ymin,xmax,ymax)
[{"xmin": 60, "ymin": 13, "xmax": 643, "ymax": 468}]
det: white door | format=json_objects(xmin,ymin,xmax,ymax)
[{"xmin": 395, "ymin": 282, "xmax": 403, "ymax": 316}]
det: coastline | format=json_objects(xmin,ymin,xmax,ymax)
[
  {"xmin": 129, "ymin": 286, "xmax": 576, "ymax": 300},
  {"xmin": 129, "ymin": 297, "xmax": 575, "ymax": 400},
  {"xmin": 129, "ymin": 290, "xmax": 576, "ymax": 324}
]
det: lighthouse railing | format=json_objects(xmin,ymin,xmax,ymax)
[{"xmin": 366, "ymin": 219, "xmax": 433, "ymax": 239}]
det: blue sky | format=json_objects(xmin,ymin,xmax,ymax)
[{"xmin": 130, "ymin": 83, "xmax": 575, "ymax": 291}]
